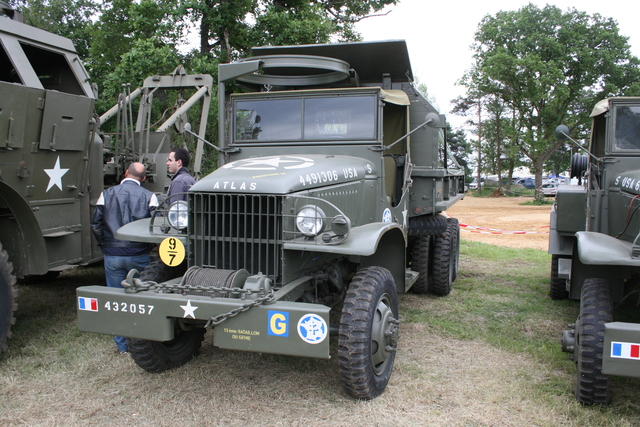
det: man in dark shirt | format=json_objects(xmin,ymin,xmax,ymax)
[
  {"xmin": 91, "ymin": 162, "xmax": 158, "ymax": 353},
  {"xmin": 166, "ymin": 147, "xmax": 195, "ymax": 202}
]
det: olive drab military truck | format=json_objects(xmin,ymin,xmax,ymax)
[
  {"xmin": 550, "ymin": 98, "xmax": 640, "ymax": 405},
  {"xmin": 0, "ymin": 4, "xmax": 213, "ymax": 352},
  {"xmin": 76, "ymin": 40, "xmax": 465, "ymax": 399}
]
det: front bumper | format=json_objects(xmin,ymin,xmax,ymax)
[{"xmin": 77, "ymin": 286, "xmax": 331, "ymax": 358}]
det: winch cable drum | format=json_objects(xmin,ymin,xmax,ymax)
[{"xmin": 180, "ymin": 266, "xmax": 250, "ymax": 297}]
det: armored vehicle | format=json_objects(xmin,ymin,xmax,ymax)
[
  {"xmin": 76, "ymin": 40, "xmax": 465, "ymax": 399},
  {"xmin": 550, "ymin": 97, "xmax": 640, "ymax": 404},
  {"xmin": 0, "ymin": 5, "xmax": 212, "ymax": 352}
]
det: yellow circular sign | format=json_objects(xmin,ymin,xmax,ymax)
[{"xmin": 159, "ymin": 237, "xmax": 185, "ymax": 267}]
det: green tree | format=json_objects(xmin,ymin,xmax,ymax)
[
  {"xmin": 446, "ymin": 124, "xmax": 472, "ymax": 178},
  {"xmin": 181, "ymin": 0, "xmax": 398, "ymax": 61},
  {"xmin": 9, "ymin": 0, "xmax": 99, "ymax": 58},
  {"xmin": 87, "ymin": 0, "xmax": 183, "ymax": 86},
  {"xmin": 459, "ymin": 4, "xmax": 640, "ymax": 199}
]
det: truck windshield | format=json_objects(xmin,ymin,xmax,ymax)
[
  {"xmin": 614, "ymin": 105, "xmax": 640, "ymax": 151},
  {"xmin": 234, "ymin": 95, "xmax": 376, "ymax": 143}
]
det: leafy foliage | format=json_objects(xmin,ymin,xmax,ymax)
[
  {"xmin": 455, "ymin": 4, "xmax": 640, "ymax": 199},
  {"xmin": 9, "ymin": 0, "xmax": 99, "ymax": 58}
]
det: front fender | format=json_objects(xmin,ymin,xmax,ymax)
[
  {"xmin": 575, "ymin": 231, "xmax": 640, "ymax": 267},
  {"xmin": 116, "ymin": 218, "xmax": 187, "ymax": 245},
  {"xmin": 283, "ymin": 222, "xmax": 404, "ymax": 256},
  {"xmin": 284, "ymin": 222, "xmax": 407, "ymax": 291}
]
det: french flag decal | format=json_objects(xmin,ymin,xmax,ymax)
[
  {"xmin": 78, "ymin": 297, "xmax": 98, "ymax": 312},
  {"xmin": 611, "ymin": 341, "xmax": 640, "ymax": 360}
]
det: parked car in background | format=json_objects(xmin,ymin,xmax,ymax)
[
  {"xmin": 542, "ymin": 183, "xmax": 558, "ymax": 196},
  {"xmin": 515, "ymin": 178, "xmax": 535, "ymax": 189},
  {"xmin": 468, "ymin": 178, "xmax": 483, "ymax": 190}
]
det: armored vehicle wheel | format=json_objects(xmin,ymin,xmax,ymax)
[
  {"xmin": 408, "ymin": 236, "xmax": 430, "ymax": 293},
  {"xmin": 0, "ymin": 242, "xmax": 17, "ymax": 352},
  {"xmin": 447, "ymin": 218, "xmax": 460, "ymax": 282},
  {"xmin": 127, "ymin": 328, "xmax": 206, "ymax": 373},
  {"xmin": 550, "ymin": 255, "xmax": 570, "ymax": 300},
  {"xmin": 338, "ymin": 266, "xmax": 399, "ymax": 400},
  {"xmin": 429, "ymin": 222, "xmax": 455, "ymax": 296},
  {"xmin": 408, "ymin": 214, "xmax": 448, "ymax": 237},
  {"xmin": 575, "ymin": 278, "xmax": 612, "ymax": 405}
]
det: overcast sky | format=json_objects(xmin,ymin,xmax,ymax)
[{"xmin": 355, "ymin": 0, "xmax": 640, "ymax": 131}]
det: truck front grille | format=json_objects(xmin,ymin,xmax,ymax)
[{"xmin": 189, "ymin": 194, "xmax": 283, "ymax": 284}]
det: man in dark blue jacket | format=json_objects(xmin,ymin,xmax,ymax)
[
  {"xmin": 91, "ymin": 162, "xmax": 158, "ymax": 353},
  {"xmin": 166, "ymin": 147, "xmax": 195, "ymax": 202}
]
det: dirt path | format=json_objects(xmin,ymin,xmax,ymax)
[{"xmin": 446, "ymin": 195, "xmax": 551, "ymax": 251}]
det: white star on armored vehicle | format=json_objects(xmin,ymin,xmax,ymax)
[{"xmin": 44, "ymin": 156, "xmax": 69, "ymax": 192}]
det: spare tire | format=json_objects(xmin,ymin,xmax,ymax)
[
  {"xmin": 408, "ymin": 214, "xmax": 448, "ymax": 237},
  {"xmin": 570, "ymin": 153, "xmax": 588, "ymax": 180}
]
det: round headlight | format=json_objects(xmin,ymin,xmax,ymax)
[
  {"xmin": 167, "ymin": 201, "xmax": 189, "ymax": 230},
  {"xmin": 296, "ymin": 205, "xmax": 325, "ymax": 237}
]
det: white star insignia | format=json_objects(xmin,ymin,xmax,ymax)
[
  {"xmin": 44, "ymin": 156, "xmax": 69, "ymax": 192},
  {"xmin": 180, "ymin": 300, "xmax": 198, "ymax": 319},
  {"xmin": 225, "ymin": 156, "xmax": 314, "ymax": 170}
]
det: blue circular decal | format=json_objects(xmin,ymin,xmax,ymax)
[
  {"xmin": 297, "ymin": 314, "xmax": 328, "ymax": 344},
  {"xmin": 382, "ymin": 208, "xmax": 392, "ymax": 223}
]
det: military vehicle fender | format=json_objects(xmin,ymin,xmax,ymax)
[
  {"xmin": 284, "ymin": 223, "xmax": 406, "ymax": 289},
  {"xmin": 0, "ymin": 181, "xmax": 48, "ymax": 277}
]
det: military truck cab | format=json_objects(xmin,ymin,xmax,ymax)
[
  {"xmin": 551, "ymin": 97, "xmax": 640, "ymax": 405},
  {"xmin": 76, "ymin": 40, "xmax": 464, "ymax": 400}
]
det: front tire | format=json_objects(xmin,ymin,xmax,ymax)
[
  {"xmin": 127, "ymin": 328, "xmax": 206, "ymax": 373},
  {"xmin": 338, "ymin": 267, "xmax": 399, "ymax": 400},
  {"xmin": 575, "ymin": 278, "xmax": 612, "ymax": 405},
  {"xmin": 127, "ymin": 261, "xmax": 204, "ymax": 372},
  {"xmin": 0, "ymin": 242, "xmax": 17, "ymax": 352}
]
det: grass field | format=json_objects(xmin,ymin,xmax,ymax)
[{"xmin": 1, "ymin": 240, "xmax": 639, "ymax": 426}]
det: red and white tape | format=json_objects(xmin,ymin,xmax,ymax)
[
  {"xmin": 457, "ymin": 222, "xmax": 549, "ymax": 235},
  {"xmin": 443, "ymin": 212, "xmax": 549, "ymax": 234}
]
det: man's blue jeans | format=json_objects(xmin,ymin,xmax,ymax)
[{"xmin": 103, "ymin": 253, "xmax": 150, "ymax": 352}]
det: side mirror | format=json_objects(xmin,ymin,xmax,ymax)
[
  {"xmin": 425, "ymin": 112, "xmax": 446, "ymax": 129},
  {"xmin": 555, "ymin": 125, "xmax": 569, "ymax": 140},
  {"xmin": 183, "ymin": 123, "xmax": 192, "ymax": 135}
]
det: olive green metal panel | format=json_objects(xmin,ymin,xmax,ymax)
[
  {"xmin": 282, "ymin": 222, "xmax": 401, "ymax": 256},
  {"xmin": 603, "ymin": 322, "xmax": 640, "ymax": 378},
  {"xmin": 77, "ymin": 286, "xmax": 174, "ymax": 341},
  {"xmin": 191, "ymin": 154, "xmax": 375, "ymax": 195},
  {"xmin": 0, "ymin": 82, "xmax": 35, "ymax": 149},
  {"xmin": 116, "ymin": 218, "xmax": 188, "ymax": 245},
  {"xmin": 213, "ymin": 302, "xmax": 330, "ymax": 358},
  {"xmin": 39, "ymin": 91, "xmax": 94, "ymax": 151},
  {"xmin": 575, "ymin": 231, "xmax": 640, "ymax": 267},
  {"xmin": 556, "ymin": 185, "xmax": 586, "ymax": 233},
  {"xmin": 76, "ymin": 286, "xmax": 331, "ymax": 358}
]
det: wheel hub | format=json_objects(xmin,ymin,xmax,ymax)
[{"xmin": 371, "ymin": 297, "xmax": 400, "ymax": 372}]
